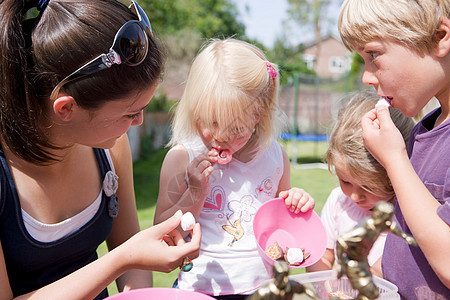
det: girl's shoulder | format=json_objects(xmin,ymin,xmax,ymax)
[
  {"xmin": 166, "ymin": 144, "xmax": 189, "ymax": 160},
  {"xmin": 324, "ymin": 187, "xmax": 347, "ymax": 210},
  {"xmin": 163, "ymin": 144, "xmax": 190, "ymax": 170}
]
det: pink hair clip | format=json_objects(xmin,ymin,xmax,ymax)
[{"xmin": 266, "ymin": 61, "xmax": 277, "ymax": 79}]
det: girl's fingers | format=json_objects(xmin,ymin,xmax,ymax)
[
  {"xmin": 285, "ymin": 192, "xmax": 315, "ymax": 214},
  {"xmin": 170, "ymin": 223, "xmax": 202, "ymax": 260},
  {"xmin": 208, "ymin": 148, "xmax": 219, "ymax": 158},
  {"xmin": 188, "ymin": 154, "xmax": 217, "ymax": 176},
  {"xmin": 284, "ymin": 195, "xmax": 292, "ymax": 208},
  {"xmin": 288, "ymin": 190, "xmax": 305, "ymax": 212},
  {"xmin": 167, "ymin": 228, "xmax": 186, "ymax": 246},
  {"xmin": 162, "ymin": 234, "xmax": 175, "ymax": 246},
  {"xmin": 197, "ymin": 160, "xmax": 213, "ymax": 172},
  {"xmin": 152, "ymin": 210, "xmax": 183, "ymax": 238},
  {"xmin": 290, "ymin": 193, "xmax": 302, "ymax": 212},
  {"xmin": 299, "ymin": 196, "xmax": 315, "ymax": 213},
  {"xmin": 278, "ymin": 190, "xmax": 288, "ymax": 198},
  {"xmin": 185, "ymin": 223, "xmax": 201, "ymax": 258},
  {"xmin": 202, "ymin": 166, "xmax": 214, "ymax": 177},
  {"xmin": 192, "ymin": 152, "xmax": 217, "ymax": 166}
]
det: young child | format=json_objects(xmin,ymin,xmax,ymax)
[
  {"xmin": 0, "ymin": 0, "xmax": 200, "ymax": 298},
  {"xmin": 306, "ymin": 91, "xmax": 415, "ymax": 276},
  {"xmin": 339, "ymin": 0, "xmax": 450, "ymax": 298},
  {"xmin": 154, "ymin": 38, "xmax": 315, "ymax": 299}
]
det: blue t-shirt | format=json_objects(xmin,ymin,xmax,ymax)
[
  {"xmin": 0, "ymin": 148, "xmax": 116, "ymax": 299},
  {"xmin": 382, "ymin": 108, "xmax": 450, "ymax": 299}
]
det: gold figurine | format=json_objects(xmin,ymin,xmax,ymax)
[
  {"xmin": 247, "ymin": 260, "xmax": 320, "ymax": 300},
  {"xmin": 336, "ymin": 202, "xmax": 417, "ymax": 300}
]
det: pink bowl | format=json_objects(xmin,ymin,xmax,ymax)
[
  {"xmin": 105, "ymin": 288, "xmax": 214, "ymax": 299},
  {"xmin": 253, "ymin": 198, "xmax": 327, "ymax": 269}
]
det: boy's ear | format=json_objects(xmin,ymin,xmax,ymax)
[
  {"xmin": 53, "ymin": 96, "xmax": 77, "ymax": 121},
  {"xmin": 436, "ymin": 17, "xmax": 450, "ymax": 57}
]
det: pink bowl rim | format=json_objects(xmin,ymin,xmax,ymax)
[{"xmin": 105, "ymin": 288, "xmax": 215, "ymax": 299}]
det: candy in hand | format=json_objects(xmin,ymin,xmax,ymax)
[
  {"xmin": 181, "ymin": 212, "xmax": 196, "ymax": 231},
  {"xmin": 375, "ymin": 97, "xmax": 391, "ymax": 108},
  {"xmin": 214, "ymin": 148, "xmax": 232, "ymax": 165}
]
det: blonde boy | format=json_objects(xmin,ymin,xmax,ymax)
[{"xmin": 338, "ymin": 0, "xmax": 450, "ymax": 299}]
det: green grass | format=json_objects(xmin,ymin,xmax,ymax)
[{"xmin": 99, "ymin": 140, "xmax": 338, "ymax": 295}]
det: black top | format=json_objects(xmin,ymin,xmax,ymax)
[{"xmin": 0, "ymin": 147, "xmax": 116, "ymax": 299}]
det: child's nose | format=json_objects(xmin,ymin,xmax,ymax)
[
  {"xmin": 350, "ymin": 187, "xmax": 364, "ymax": 202},
  {"xmin": 350, "ymin": 192, "xmax": 361, "ymax": 202},
  {"xmin": 361, "ymin": 68, "xmax": 378, "ymax": 87}
]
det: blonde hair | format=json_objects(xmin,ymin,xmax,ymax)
[
  {"xmin": 327, "ymin": 90, "xmax": 415, "ymax": 199},
  {"xmin": 169, "ymin": 38, "xmax": 286, "ymax": 150},
  {"xmin": 338, "ymin": 0, "xmax": 450, "ymax": 54}
]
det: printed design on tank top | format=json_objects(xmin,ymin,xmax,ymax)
[
  {"xmin": 255, "ymin": 177, "xmax": 275, "ymax": 198},
  {"xmin": 222, "ymin": 195, "xmax": 257, "ymax": 246},
  {"xmin": 222, "ymin": 214, "xmax": 244, "ymax": 246},
  {"xmin": 204, "ymin": 186, "xmax": 226, "ymax": 211}
]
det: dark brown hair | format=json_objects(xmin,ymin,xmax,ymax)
[{"xmin": 0, "ymin": 0, "xmax": 164, "ymax": 164}]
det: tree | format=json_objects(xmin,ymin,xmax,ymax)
[
  {"xmin": 269, "ymin": 38, "xmax": 314, "ymax": 85},
  {"xmin": 140, "ymin": 0, "xmax": 245, "ymax": 39}
]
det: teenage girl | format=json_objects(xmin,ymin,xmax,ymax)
[{"xmin": 0, "ymin": 1, "xmax": 200, "ymax": 298}]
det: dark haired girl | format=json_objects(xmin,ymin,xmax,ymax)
[{"xmin": 0, "ymin": 0, "xmax": 200, "ymax": 298}]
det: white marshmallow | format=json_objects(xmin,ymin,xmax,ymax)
[
  {"xmin": 375, "ymin": 97, "xmax": 390, "ymax": 108},
  {"xmin": 285, "ymin": 247, "xmax": 304, "ymax": 264},
  {"xmin": 181, "ymin": 212, "xmax": 196, "ymax": 231}
]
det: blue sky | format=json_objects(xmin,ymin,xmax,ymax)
[{"xmin": 232, "ymin": 0, "xmax": 341, "ymax": 48}]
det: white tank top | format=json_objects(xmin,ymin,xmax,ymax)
[{"xmin": 178, "ymin": 137, "xmax": 284, "ymax": 296}]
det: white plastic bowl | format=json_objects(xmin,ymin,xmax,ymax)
[{"xmin": 289, "ymin": 270, "xmax": 400, "ymax": 299}]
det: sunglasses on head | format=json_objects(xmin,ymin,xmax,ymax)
[{"xmin": 49, "ymin": 0, "xmax": 152, "ymax": 100}]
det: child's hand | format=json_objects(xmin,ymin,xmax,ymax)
[
  {"xmin": 361, "ymin": 106, "xmax": 408, "ymax": 169},
  {"xmin": 186, "ymin": 149, "xmax": 218, "ymax": 199},
  {"xmin": 279, "ymin": 188, "xmax": 315, "ymax": 214}
]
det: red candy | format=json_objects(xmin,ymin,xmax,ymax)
[{"xmin": 214, "ymin": 148, "xmax": 232, "ymax": 164}]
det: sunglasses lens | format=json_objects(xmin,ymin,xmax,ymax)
[{"xmin": 114, "ymin": 22, "xmax": 148, "ymax": 66}]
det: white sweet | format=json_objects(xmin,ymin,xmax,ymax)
[
  {"xmin": 375, "ymin": 97, "xmax": 390, "ymax": 108},
  {"xmin": 285, "ymin": 247, "xmax": 304, "ymax": 264},
  {"xmin": 181, "ymin": 212, "xmax": 196, "ymax": 231}
]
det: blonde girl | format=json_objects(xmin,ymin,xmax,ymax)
[
  {"xmin": 154, "ymin": 38, "xmax": 315, "ymax": 299},
  {"xmin": 307, "ymin": 90, "xmax": 415, "ymax": 276}
]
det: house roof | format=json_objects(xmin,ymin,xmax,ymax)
[{"xmin": 302, "ymin": 32, "xmax": 343, "ymax": 49}]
